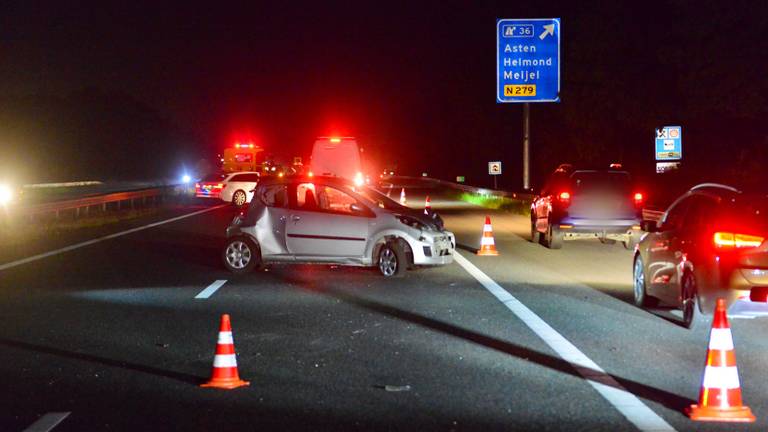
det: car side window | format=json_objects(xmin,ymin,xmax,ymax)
[
  {"xmin": 229, "ymin": 174, "xmax": 244, "ymax": 182},
  {"xmin": 661, "ymin": 197, "xmax": 692, "ymax": 230},
  {"xmin": 260, "ymin": 185, "xmax": 288, "ymax": 208},
  {"xmin": 295, "ymin": 182, "xmax": 319, "ymax": 210},
  {"xmin": 317, "ymin": 186, "xmax": 358, "ymax": 215}
]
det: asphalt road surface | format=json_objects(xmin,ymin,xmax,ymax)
[{"xmin": 1, "ymin": 183, "xmax": 767, "ymax": 431}]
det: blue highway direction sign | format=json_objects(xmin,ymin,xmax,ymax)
[
  {"xmin": 655, "ymin": 126, "xmax": 682, "ymax": 160},
  {"xmin": 496, "ymin": 18, "xmax": 560, "ymax": 103}
]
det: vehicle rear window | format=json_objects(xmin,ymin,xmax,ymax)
[
  {"xmin": 571, "ymin": 171, "xmax": 631, "ymax": 192},
  {"xmin": 202, "ymin": 173, "xmax": 227, "ymax": 182}
]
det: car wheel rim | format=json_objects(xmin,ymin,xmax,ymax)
[
  {"xmin": 235, "ymin": 192, "xmax": 246, "ymax": 206},
  {"xmin": 633, "ymin": 259, "xmax": 644, "ymax": 302},
  {"xmin": 226, "ymin": 241, "xmax": 251, "ymax": 269},
  {"xmin": 379, "ymin": 248, "xmax": 397, "ymax": 276}
]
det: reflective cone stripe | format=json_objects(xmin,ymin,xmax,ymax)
[
  {"xmin": 477, "ymin": 216, "xmax": 499, "ymax": 256},
  {"xmin": 687, "ymin": 298, "xmax": 754, "ymax": 422},
  {"xmin": 424, "ymin": 196, "xmax": 431, "ymax": 214},
  {"xmin": 400, "ymin": 188, "xmax": 407, "ymax": 205},
  {"xmin": 201, "ymin": 314, "xmax": 250, "ymax": 389}
]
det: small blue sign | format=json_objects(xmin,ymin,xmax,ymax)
[
  {"xmin": 496, "ymin": 18, "xmax": 560, "ymax": 103},
  {"xmin": 655, "ymin": 126, "xmax": 682, "ymax": 160}
]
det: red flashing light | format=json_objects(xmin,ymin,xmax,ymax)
[
  {"xmin": 558, "ymin": 191, "xmax": 571, "ymax": 204},
  {"xmin": 329, "ymin": 137, "xmax": 341, "ymax": 143},
  {"xmin": 633, "ymin": 192, "xmax": 644, "ymax": 206}
]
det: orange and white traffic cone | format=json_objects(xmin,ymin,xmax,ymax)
[
  {"xmin": 686, "ymin": 298, "xmax": 755, "ymax": 422},
  {"xmin": 477, "ymin": 216, "xmax": 499, "ymax": 256},
  {"xmin": 201, "ymin": 314, "xmax": 250, "ymax": 390},
  {"xmin": 424, "ymin": 195, "xmax": 431, "ymax": 215},
  {"xmin": 400, "ymin": 188, "xmax": 407, "ymax": 205}
]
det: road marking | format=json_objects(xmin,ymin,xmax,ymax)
[
  {"xmin": 195, "ymin": 280, "xmax": 227, "ymax": 299},
  {"xmin": 0, "ymin": 205, "xmax": 228, "ymax": 272},
  {"xmin": 453, "ymin": 252, "xmax": 676, "ymax": 432},
  {"xmin": 22, "ymin": 412, "xmax": 70, "ymax": 432}
]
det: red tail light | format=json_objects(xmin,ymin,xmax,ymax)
[
  {"xmin": 633, "ymin": 192, "xmax": 644, "ymax": 206},
  {"xmin": 194, "ymin": 183, "xmax": 200, "ymax": 189},
  {"xmin": 215, "ymin": 183, "xmax": 224, "ymax": 189},
  {"xmin": 714, "ymin": 232, "xmax": 765, "ymax": 249},
  {"xmin": 558, "ymin": 191, "xmax": 571, "ymax": 204}
]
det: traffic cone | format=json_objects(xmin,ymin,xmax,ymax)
[
  {"xmin": 477, "ymin": 216, "xmax": 499, "ymax": 256},
  {"xmin": 686, "ymin": 298, "xmax": 755, "ymax": 422},
  {"xmin": 400, "ymin": 188, "xmax": 407, "ymax": 205},
  {"xmin": 424, "ymin": 195, "xmax": 431, "ymax": 215},
  {"xmin": 201, "ymin": 314, "xmax": 250, "ymax": 389}
]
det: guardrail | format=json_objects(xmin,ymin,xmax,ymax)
[
  {"xmin": 18, "ymin": 187, "xmax": 166, "ymax": 219},
  {"xmin": 642, "ymin": 209, "xmax": 665, "ymax": 222}
]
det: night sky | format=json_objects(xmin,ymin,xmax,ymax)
[{"xmin": 1, "ymin": 1, "xmax": 767, "ymax": 192}]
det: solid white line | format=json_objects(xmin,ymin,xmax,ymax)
[
  {"xmin": 22, "ymin": 412, "xmax": 71, "ymax": 432},
  {"xmin": 196, "ymin": 280, "xmax": 227, "ymax": 299},
  {"xmin": 452, "ymin": 252, "xmax": 676, "ymax": 432},
  {"xmin": 0, "ymin": 205, "xmax": 228, "ymax": 272}
]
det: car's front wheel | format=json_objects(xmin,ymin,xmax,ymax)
[
  {"xmin": 633, "ymin": 256, "xmax": 658, "ymax": 307},
  {"xmin": 222, "ymin": 237, "xmax": 260, "ymax": 274},
  {"xmin": 378, "ymin": 241, "xmax": 407, "ymax": 277},
  {"xmin": 681, "ymin": 272, "xmax": 709, "ymax": 330},
  {"xmin": 232, "ymin": 190, "xmax": 247, "ymax": 206}
]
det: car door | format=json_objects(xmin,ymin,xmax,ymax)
[
  {"xmin": 646, "ymin": 196, "xmax": 691, "ymax": 303},
  {"xmin": 285, "ymin": 182, "xmax": 371, "ymax": 258},
  {"xmin": 253, "ymin": 183, "xmax": 290, "ymax": 257}
]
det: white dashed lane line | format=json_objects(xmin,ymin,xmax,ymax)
[
  {"xmin": 453, "ymin": 251, "xmax": 676, "ymax": 432},
  {"xmin": 195, "ymin": 280, "xmax": 227, "ymax": 299},
  {"xmin": 0, "ymin": 205, "xmax": 228, "ymax": 272},
  {"xmin": 22, "ymin": 412, "xmax": 70, "ymax": 432}
]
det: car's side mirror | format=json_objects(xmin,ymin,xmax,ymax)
[{"xmin": 641, "ymin": 220, "xmax": 659, "ymax": 233}]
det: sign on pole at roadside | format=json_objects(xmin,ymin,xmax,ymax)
[
  {"xmin": 488, "ymin": 161, "xmax": 502, "ymax": 175},
  {"xmin": 655, "ymin": 126, "xmax": 682, "ymax": 160},
  {"xmin": 496, "ymin": 18, "xmax": 561, "ymax": 103}
]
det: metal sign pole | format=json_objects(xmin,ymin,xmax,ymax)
[{"xmin": 523, "ymin": 102, "xmax": 530, "ymax": 190}]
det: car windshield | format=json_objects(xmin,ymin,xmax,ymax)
[
  {"xmin": 202, "ymin": 173, "xmax": 228, "ymax": 182},
  {"xmin": 571, "ymin": 171, "xmax": 631, "ymax": 193},
  {"xmin": 357, "ymin": 186, "xmax": 408, "ymax": 211}
]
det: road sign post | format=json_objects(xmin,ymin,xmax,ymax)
[
  {"xmin": 497, "ymin": 18, "xmax": 560, "ymax": 191},
  {"xmin": 654, "ymin": 126, "xmax": 682, "ymax": 174},
  {"xmin": 488, "ymin": 161, "xmax": 502, "ymax": 189}
]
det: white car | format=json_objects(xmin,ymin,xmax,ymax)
[
  {"xmin": 195, "ymin": 171, "xmax": 261, "ymax": 206},
  {"xmin": 222, "ymin": 176, "xmax": 455, "ymax": 276}
]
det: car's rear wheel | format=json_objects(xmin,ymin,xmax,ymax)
[
  {"xmin": 530, "ymin": 216, "xmax": 541, "ymax": 244},
  {"xmin": 378, "ymin": 241, "xmax": 406, "ymax": 277},
  {"xmin": 222, "ymin": 237, "xmax": 260, "ymax": 274},
  {"xmin": 232, "ymin": 190, "xmax": 247, "ymax": 206},
  {"xmin": 633, "ymin": 256, "xmax": 658, "ymax": 307},
  {"xmin": 681, "ymin": 272, "xmax": 709, "ymax": 330},
  {"xmin": 545, "ymin": 223, "xmax": 563, "ymax": 249}
]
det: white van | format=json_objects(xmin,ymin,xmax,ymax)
[{"xmin": 309, "ymin": 137, "xmax": 364, "ymax": 185}]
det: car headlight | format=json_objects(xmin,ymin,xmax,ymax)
[
  {"xmin": 397, "ymin": 215, "xmax": 427, "ymax": 231},
  {"xmin": 0, "ymin": 184, "xmax": 13, "ymax": 205}
]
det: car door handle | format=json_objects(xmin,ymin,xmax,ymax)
[{"xmin": 291, "ymin": 215, "xmax": 301, "ymax": 221}]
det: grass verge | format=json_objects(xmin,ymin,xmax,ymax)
[{"xmin": 459, "ymin": 192, "xmax": 530, "ymax": 215}]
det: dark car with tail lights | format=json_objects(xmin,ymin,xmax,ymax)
[
  {"xmin": 531, "ymin": 164, "xmax": 643, "ymax": 249},
  {"xmin": 633, "ymin": 183, "xmax": 768, "ymax": 329}
]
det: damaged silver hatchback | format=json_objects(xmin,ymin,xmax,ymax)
[{"xmin": 222, "ymin": 176, "xmax": 455, "ymax": 277}]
